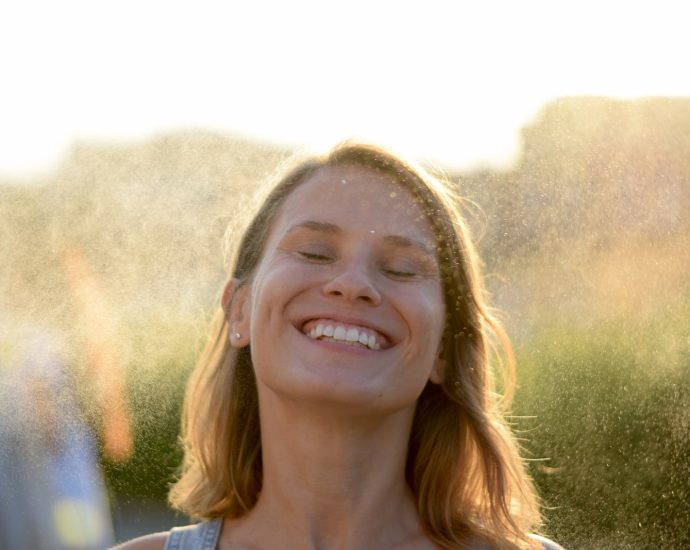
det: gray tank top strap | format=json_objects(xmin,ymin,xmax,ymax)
[
  {"xmin": 529, "ymin": 534, "xmax": 566, "ymax": 549},
  {"xmin": 164, "ymin": 518, "xmax": 222, "ymax": 550}
]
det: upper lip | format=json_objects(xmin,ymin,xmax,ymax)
[{"xmin": 294, "ymin": 313, "xmax": 395, "ymax": 346}]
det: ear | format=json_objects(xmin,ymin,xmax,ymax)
[
  {"xmin": 428, "ymin": 343, "xmax": 446, "ymax": 384},
  {"xmin": 222, "ymin": 278, "xmax": 251, "ymax": 348},
  {"xmin": 429, "ymin": 354, "xmax": 446, "ymax": 384}
]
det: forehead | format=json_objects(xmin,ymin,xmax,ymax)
[{"xmin": 275, "ymin": 165, "xmax": 434, "ymax": 240}]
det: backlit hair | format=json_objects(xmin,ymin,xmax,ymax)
[{"xmin": 169, "ymin": 142, "xmax": 542, "ymax": 549}]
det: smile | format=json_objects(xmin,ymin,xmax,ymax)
[{"xmin": 302, "ymin": 319, "xmax": 385, "ymax": 350}]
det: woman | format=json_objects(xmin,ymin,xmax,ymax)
[{"xmin": 119, "ymin": 143, "xmax": 562, "ymax": 549}]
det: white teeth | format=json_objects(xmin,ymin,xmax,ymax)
[{"xmin": 305, "ymin": 322, "xmax": 381, "ymax": 350}]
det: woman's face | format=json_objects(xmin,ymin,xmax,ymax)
[{"xmin": 234, "ymin": 165, "xmax": 446, "ymax": 413}]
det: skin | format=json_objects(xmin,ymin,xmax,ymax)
[{"xmin": 116, "ymin": 166, "xmax": 446, "ymax": 549}]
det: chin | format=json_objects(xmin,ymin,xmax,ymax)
[{"xmin": 260, "ymin": 370, "xmax": 423, "ymax": 417}]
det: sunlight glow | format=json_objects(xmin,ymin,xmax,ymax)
[{"xmin": 1, "ymin": 0, "xmax": 688, "ymax": 178}]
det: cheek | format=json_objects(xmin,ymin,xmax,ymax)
[
  {"xmin": 418, "ymin": 298, "xmax": 446, "ymax": 367},
  {"xmin": 405, "ymin": 286, "xmax": 445, "ymax": 337},
  {"xmin": 248, "ymin": 262, "xmax": 313, "ymax": 332}
]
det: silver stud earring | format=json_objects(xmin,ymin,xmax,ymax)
[{"xmin": 233, "ymin": 332, "xmax": 241, "ymax": 340}]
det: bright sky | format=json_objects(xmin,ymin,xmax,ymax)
[{"xmin": 1, "ymin": 0, "xmax": 689, "ymax": 179}]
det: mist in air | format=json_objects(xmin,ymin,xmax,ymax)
[{"xmin": 1, "ymin": 97, "xmax": 689, "ymax": 548}]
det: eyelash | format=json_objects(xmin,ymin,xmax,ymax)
[
  {"xmin": 298, "ymin": 251, "xmax": 332, "ymax": 262},
  {"xmin": 383, "ymin": 268, "xmax": 418, "ymax": 279}
]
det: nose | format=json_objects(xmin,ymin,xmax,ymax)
[{"xmin": 322, "ymin": 261, "xmax": 382, "ymax": 306}]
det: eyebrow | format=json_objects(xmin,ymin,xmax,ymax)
[
  {"xmin": 381, "ymin": 234, "xmax": 435, "ymax": 256},
  {"xmin": 287, "ymin": 220, "xmax": 435, "ymax": 256},
  {"xmin": 287, "ymin": 220, "xmax": 342, "ymax": 235}
]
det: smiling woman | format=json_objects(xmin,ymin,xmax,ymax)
[
  {"xmin": 114, "ymin": 142, "xmax": 563, "ymax": 549},
  {"xmin": 237, "ymin": 166, "xmax": 446, "ymax": 412}
]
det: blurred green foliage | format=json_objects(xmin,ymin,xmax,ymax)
[
  {"xmin": 101, "ymin": 316, "xmax": 200, "ymax": 500},
  {"xmin": 514, "ymin": 296, "xmax": 690, "ymax": 548}
]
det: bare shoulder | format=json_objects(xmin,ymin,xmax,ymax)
[{"xmin": 110, "ymin": 531, "xmax": 169, "ymax": 550}]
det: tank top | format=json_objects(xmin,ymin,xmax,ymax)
[{"xmin": 164, "ymin": 518, "xmax": 222, "ymax": 550}]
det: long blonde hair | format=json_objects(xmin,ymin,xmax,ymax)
[{"xmin": 169, "ymin": 142, "xmax": 542, "ymax": 548}]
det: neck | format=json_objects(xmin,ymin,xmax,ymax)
[{"xmin": 226, "ymin": 391, "xmax": 429, "ymax": 549}]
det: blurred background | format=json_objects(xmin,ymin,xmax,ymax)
[{"xmin": 1, "ymin": 1, "xmax": 688, "ymax": 549}]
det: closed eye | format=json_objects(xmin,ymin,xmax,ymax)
[
  {"xmin": 299, "ymin": 251, "xmax": 332, "ymax": 261},
  {"xmin": 383, "ymin": 268, "xmax": 418, "ymax": 279}
]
